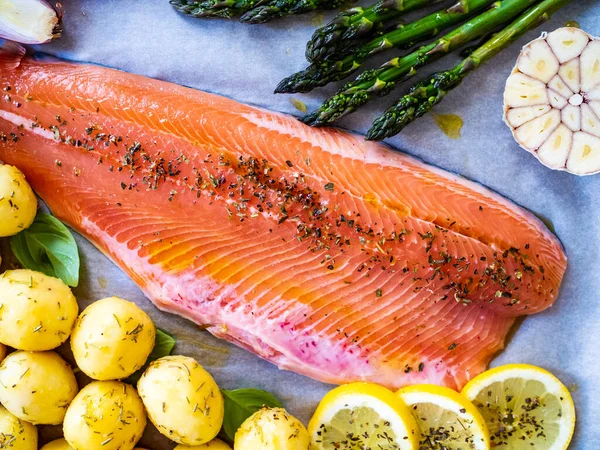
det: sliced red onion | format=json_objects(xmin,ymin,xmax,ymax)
[{"xmin": 0, "ymin": 0, "xmax": 62, "ymax": 44}]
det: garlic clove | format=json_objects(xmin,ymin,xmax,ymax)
[
  {"xmin": 566, "ymin": 132, "xmax": 600, "ymax": 174},
  {"xmin": 506, "ymin": 105, "xmax": 551, "ymax": 128},
  {"xmin": 504, "ymin": 73, "xmax": 549, "ymax": 108},
  {"xmin": 581, "ymin": 103, "xmax": 600, "ymax": 138},
  {"xmin": 546, "ymin": 27, "xmax": 590, "ymax": 63},
  {"xmin": 558, "ymin": 58, "xmax": 581, "ymax": 93},
  {"xmin": 581, "ymin": 41, "xmax": 600, "ymax": 92},
  {"xmin": 549, "ymin": 90, "xmax": 568, "ymax": 109},
  {"xmin": 590, "ymin": 101, "xmax": 600, "ymax": 118},
  {"xmin": 562, "ymin": 104, "xmax": 582, "ymax": 131},
  {"xmin": 0, "ymin": 0, "xmax": 61, "ymax": 45},
  {"xmin": 538, "ymin": 124, "xmax": 573, "ymax": 169},
  {"xmin": 517, "ymin": 40, "xmax": 560, "ymax": 84},
  {"xmin": 588, "ymin": 89, "xmax": 600, "ymax": 101},
  {"xmin": 514, "ymin": 109, "xmax": 561, "ymax": 150},
  {"xmin": 548, "ymin": 75, "xmax": 574, "ymax": 99}
]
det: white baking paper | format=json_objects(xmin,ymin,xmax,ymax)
[{"xmin": 19, "ymin": 0, "xmax": 600, "ymax": 447}]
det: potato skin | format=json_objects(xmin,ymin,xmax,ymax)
[
  {"xmin": 42, "ymin": 440, "xmax": 128, "ymax": 450},
  {"xmin": 138, "ymin": 355, "xmax": 224, "ymax": 445},
  {"xmin": 42, "ymin": 439, "xmax": 149, "ymax": 450},
  {"xmin": 175, "ymin": 439, "xmax": 232, "ymax": 449},
  {"xmin": 40, "ymin": 439, "xmax": 74, "ymax": 450},
  {"xmin": 234, "ymin": 407, "xmax": 309, "ymax": 450},
  {"xmin": 0, "ymin": 164, "xmax": 37, "ymax": 237},
  {"xmin": 63, "ymin": 381, "xmax": 146, "ymax": 450},
  {"xmin": 0, "ymin": 404, "xmax": 37, "ymax": 449},
  {"xmin": 0, "ymin": 351, "xmax": 78, "ymax": 425},
  {"xmin": 70, "ymin": 297, "xmax": 156, "ymax": 380},
  {"xmin": 0, "ymin": 269, "xmax": 79, "ymax": 351}
]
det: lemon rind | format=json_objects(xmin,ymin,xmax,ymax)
[
  {"xmin": 308, "ymin": 382, "xmax": 419, "ymax": 450},
  {"xmin": 398, "ymin": 384, "xmax": 489, "ymax": 450},
  {"xmin": 462, "ymin": 364, "xmax": 576, "ymax": 450}
]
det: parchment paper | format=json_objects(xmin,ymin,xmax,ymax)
[{"xmin": 22, "ymin": 0, "xmax": 600, "ymax": 447}]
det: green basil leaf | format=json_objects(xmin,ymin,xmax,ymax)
[
  {"xmin": 10, "ymin": 212, "xmax": 80, "ymax": 287},
  {"xmin": 147, "ymin": 328, "xmax": 176, "ymax": 362},
  {"xmin": 221, "ymin": 388, "xmax": 283, "ymax": 441},
  {"xmin": 127, "ymin": 328, "xmax": 176, "ymax": 384}
]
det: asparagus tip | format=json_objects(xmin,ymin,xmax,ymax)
[
  {"xmin": 274, "ymin": 77, "xmax": 295, "ymax": 94},
  {"xmin": 239, "ymin": 5, "xmax": 275, "ymax": 23},
  {"xmin": 275, "ymin": 66, "xmax": 326, "ymax": 94},
  {"xmin": 365, "ymin": 117, "xmax": 392, "ymax": 141},
  {"xmin": 300, "ymin": 111, "xmax": 323, "ymax": 126}
]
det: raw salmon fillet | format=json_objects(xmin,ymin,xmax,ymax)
[{"xmin": 0, "ymin": 49, "xmax": 567, "ymax": 389}]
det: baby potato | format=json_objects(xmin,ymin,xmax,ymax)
[
  {"xmin": 0, "ymin": 269, "xmax": 79, "ymax": 351},
  {"xmin": 63, "ymin": 381, "xmax": 146, "ymax": 450},
  {"xmin": 70, "ymin": 296, "xmax": 156, "ymax": 380},
  {"xmin": 0, "ymin": 351, "xmax": 78, "ymax": 425},
  {"xmin": 234, "ymin": 407, "xmax": 309, "ymax": 450},
  {"xmin": 175, "ymin": 439, "xmax": 232, "ymax": 449},
  {"xmin": 0, "ymin": 404, "xmax": 37, "ymax": 449},
  {"xmin": 137, "ymin": 355, "xmax": 224, "ymax": 445},
  {"xmin": 40, "ymin": 439, "xmax": 74, "ymax": 450},
  {"xmin": 0, "ymin": 164, "xmax": 37, "ymax": 237}
]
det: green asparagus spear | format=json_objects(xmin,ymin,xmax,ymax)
[
  {"xmin": 276, "ymin": 0, "xmax": 497, "ymax": 94},
  {"xmin": 367, "ymin": 0, "xmax": 572, "ymax": 140},
  {"xmin": 170, "ymin": 0, "xmax": 263, "ymax": 18},
  {"xmin": 240, "ymin": 0, "xmax": 346, "ymax": 23},
  {"xmin": 306, "ymin": 0, "xmax": 444, "ymax": 63},
  {"xmin": 302, "ymin": 0, "xmax": 538, "ymax": 127}
]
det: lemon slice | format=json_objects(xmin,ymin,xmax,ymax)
[
  {"xmin": 308, "ymin": 382, "xmax": 419, "ymax": 450},
  {"xmin": 397, "ymin": 384, "xmax": 489, "ymax": 449},
  {"xmin": 462, "ymin": 364, "xmax": 576, "ymax": 450}
]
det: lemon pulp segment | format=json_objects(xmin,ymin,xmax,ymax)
[
  {"xmin": 398, "ymin": 385, "xmax": 489, "ymax": 450},
  {"xmin": 315, "ymin": 404, "xmax": 402, "ymax": 449}
]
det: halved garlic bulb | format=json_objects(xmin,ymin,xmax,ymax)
[{"xmin": 504, "ymin": 27, "xmax": 600, "ymax": 176}]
